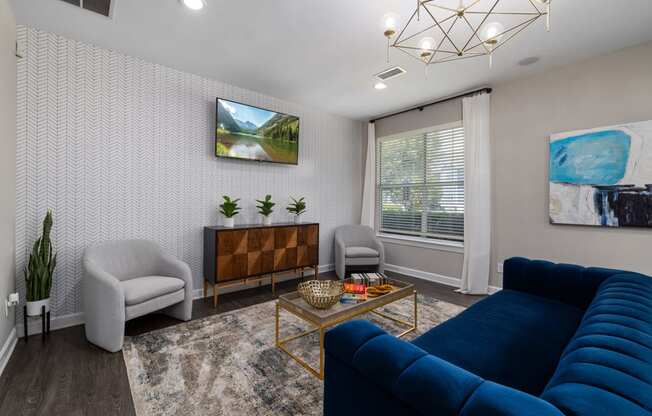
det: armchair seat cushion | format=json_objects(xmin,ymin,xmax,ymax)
[
  {"xmin": 345, "ymin": 256, "xmax": 380, "ymax": 266},
  {"xmin": 345, "ymin": 246, "xmax": 379, "ymax": 258},
  {"xmin": 121, "ymin": 276, "xmax": 185, "ymax": 306},
  {"xmin": 412, "ymin": 289, "xmax": 584, "ymax": 395}
]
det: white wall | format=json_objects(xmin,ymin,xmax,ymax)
[
  {"xmin": 0, "ymin": 0, "xmax": 17, "ymax": 357},
  {"xmin": 15, "ymin": 26, "xmax": 363, "ymax": 323},
  {"xmin": 369, "ymin": 41, "xmax": 652, "ymax": 288},
  {"xmin": 491, "ymin": 41, "xmax": 652, "ymax": 286}
]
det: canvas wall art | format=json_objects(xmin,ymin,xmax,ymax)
[{"xmin": 549, "ymin": 120, "xmax": 652, "ymax": 227}]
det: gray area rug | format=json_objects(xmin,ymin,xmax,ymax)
[{"xmin": 123, "ymin": 294, "xmax": 465, "ymax": 416}]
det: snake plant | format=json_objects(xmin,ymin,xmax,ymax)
[{"xmin": 24, "ymin": 210, "xmax": 57, "ymax": 302}]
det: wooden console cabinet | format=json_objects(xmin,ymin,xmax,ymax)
[{"xmin": 203, "ymin": 223, "xmax": 319, "ymax": 307}]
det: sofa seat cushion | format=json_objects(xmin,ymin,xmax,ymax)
[
  {"xmin": 412, "ymin": 290, "xmax": 584, "ymax": 395},
  {"xmin": 121, "ymin": 276, "xmax": 185, "ymax": 306},
  {"xmin": 541, "ymin": 273, "xmax": 652, "ymax": 416},
  {"xmin": 345, "ymin": 246, "xmax": 379, "ymax": 258}
]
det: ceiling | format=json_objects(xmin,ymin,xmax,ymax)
[{"xmin": 10, "ymin": 0, "xmax": 652, "ymax": 120}]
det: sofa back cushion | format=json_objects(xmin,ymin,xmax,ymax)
[
  {"xmin": 541, "ymin": 273, "xmax": 652, "ymax": 415},
  {"xmin": 504, "ymin": 257, "xmax": 625, "ymax": 310}
]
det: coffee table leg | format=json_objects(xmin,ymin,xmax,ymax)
[
  {"xmin": 319, "ymin": 327, "xmax": 325, "ymax": 380},
  {"xmin": 413, "ymin": 290, "xmax": 418, "ymax": 330}
]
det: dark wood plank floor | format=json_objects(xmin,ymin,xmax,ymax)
[{"xmin": 0, "ymin": 271, "xmax": 483, "ymax": 415}]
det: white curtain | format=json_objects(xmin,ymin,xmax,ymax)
[
  {"xmin": 361, "ymin": 123, "xmax": 376, "ymax": 227},
  {"xmin": 459, "ymin": 93, "xmax": 491, "ymax": 294}
]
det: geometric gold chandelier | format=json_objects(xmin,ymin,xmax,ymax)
[{"xmin": 382, "ymin": 0, "xmax": 551, "ymax": 67}]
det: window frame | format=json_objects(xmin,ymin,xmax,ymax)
[{"xmin": 375, "ymin": 121, "xmax": 465, "ymax": 249}]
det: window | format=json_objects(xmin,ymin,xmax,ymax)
[{"xmin": 376, "ymin": 123, "xmax": 464, "ymax": 242}]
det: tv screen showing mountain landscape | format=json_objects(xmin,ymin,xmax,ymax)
[{"xmin": 216, "ymin": 98, "xmax": 299, "ymax": 164}]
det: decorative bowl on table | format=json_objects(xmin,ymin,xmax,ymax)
[{"xmin": 298, "ymin": 280, "xmax": 344, "ymax": 309}]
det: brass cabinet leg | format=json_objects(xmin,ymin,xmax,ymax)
[
  {"xmin": 314, "ymin": 265, "xmax": 319, "ymax": 279},
  {"xmin": 271, "ymin": 273, "xmax": 276, "ymax": 295},
  {"xmin": 275, "ymin": 303, "xmax": 280, "ymax": 347},
  {"xmin": 213, "ymin": 284, "xmax": 218, "ymax": 308},
  {"xmin": 319, "ymin": 327, "xmax": 325, "ymax": 380}
]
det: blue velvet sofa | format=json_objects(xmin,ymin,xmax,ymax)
[{"xmin": 323, "ymin": 257, "xmax": 652, "ymax": 416}]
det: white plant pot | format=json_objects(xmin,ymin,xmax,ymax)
[
  {"xmin": 224, "ymin": 217, "xmax": 235, "ymax": 228},
  {"xmin": 26, "ymin": 298, "xmax": 50, "ymax": 316},
  {"xmin": 294, "ymin": 214, "xmax": 302, "ymax": 224},
  {"xmin": 263, "ymin": 216, "xmax": 272, "ymax": 226}
]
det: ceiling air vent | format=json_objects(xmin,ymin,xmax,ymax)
[
  {"xmin": 375, "ymin": 66, "xmax": 407, "ymax": 81},
  {"xmin": 59, "ymin": 0, "xmax": 112, "ymax": 17}
]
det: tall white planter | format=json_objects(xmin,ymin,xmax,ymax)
[
  {"xmin": 224, "ymin": 217, "xmax": 235, "ymax": 228},
  {"xmin": 26, "ymin": 298, "xmax": 50, "ymax": 316},
  {"xmin": 294, "ymin": 214, "xmax": 302, "ymax": 224},
  {"xmin": 263, "ymin": 216, "xmax": 272, "ymax": 226}
]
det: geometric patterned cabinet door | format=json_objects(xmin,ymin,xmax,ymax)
[{"xmin": 203, "ymin": 223, "xmax": 319, "ymax": 307}]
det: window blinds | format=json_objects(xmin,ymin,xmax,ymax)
[{"xmin": 376, "ymin": 125, "xmax": 464, "ymax": 241}]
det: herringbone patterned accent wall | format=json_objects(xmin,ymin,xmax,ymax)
[{"xmin": 15, "ymin": 26, "xmax": 363, "ymax": 322}]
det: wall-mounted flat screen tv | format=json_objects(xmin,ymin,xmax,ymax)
[{"xmin": 215, "ymin": 98, "xmax": 299, "ymax": 165}]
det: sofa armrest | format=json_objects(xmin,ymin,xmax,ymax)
[
  {"xmin": 372, "ymin": 237, "xmax": 385, "ymax": 273},
  {"xmin": 158, "ymin": 253, "xmax": 194, "ymax": 321},
  {"xmin": 82, "ymin": 258, "xmax": 126, "ymax": 352},
  {"xmin": 325, "ymin": 320, "xmax": 564, "ymax": 416},
  {"xmin": 503, "ymin": 257, "xmax": 623, "ymax": 309},
  {"xmin": 334, "ymin": 234, "xmax": 346, "ymax": 279}
]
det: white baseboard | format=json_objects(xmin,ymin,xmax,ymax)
[
  {"xmin": 15, "ymin": 263, "xmax": 336, "ymax": 335},
  {"xmin": 385, "ymin": 263, "xmax": 501, "ymax": 295},
  {"xmin": 16, "ymin": 311, "xmax": 85, "ymax": 338},
  {"xmin": 0, "ymin": 328, "xmax": 17, "ymax": 377}
]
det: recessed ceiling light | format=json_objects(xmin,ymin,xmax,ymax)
[
  {"xmin": 181, "ymin": 0, "xmax": 205, "ymax": 11},
  {"xmin": 518, "ymin": 56, "xmax": 540, "ymax": 66},
  {"xmin": 374, "ymin": 81, "xmax": 387, "ymax": 90}
]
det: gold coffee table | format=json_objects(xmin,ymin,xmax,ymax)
[{"xmin": 275, "ymin": 279, "xmax": 417, "ymax": 379}]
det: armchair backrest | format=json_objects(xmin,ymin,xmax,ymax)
[
  {"xmin": 334, "ymin": 225, "xmax": 377, "ymax": 248},
  {"xmin": 83, "ymin": 239, "xmax": 164, "ymax": 281}
]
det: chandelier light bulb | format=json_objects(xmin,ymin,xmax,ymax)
[
  {"xmin": 382, "ymin": 12, "xmax": 400, "ymax": 37},
  {"xmin": 483, "ymin": 21, "xmax": 505, "ymax": 44},
  {"xmin": 181, "ymin": 0, "xmax": 205, "ymax": 11},
  {"xmin": 419, "ymin": 37, "xmax": 435, "ymax": 60}
]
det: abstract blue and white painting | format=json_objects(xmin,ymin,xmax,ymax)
[{"xmin": 549, "ymin": 120, "xmax": 652, "ymax": 227}]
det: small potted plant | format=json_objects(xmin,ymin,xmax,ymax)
[
  {"xmin": 24, "ymin": 210, "xmax": 57, "ymax": 317},
  {"xmin": 287, "ymin": 196, "xmax": 307, "ymax": 224},
  {"xmin": 256, "ymin": 194, "xmax": 275, "ymax": 226},
  {"xmin": 219, "ymin": 195, "xmax": 240, "ymax": 228}
]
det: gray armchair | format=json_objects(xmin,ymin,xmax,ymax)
[
  {"xmin": 334, "ymin": 225, "xmax": 385, "ymax": 280},
  {"xmin": 82, "ymin": 239, "xmax": 193, "ymax": 352}
]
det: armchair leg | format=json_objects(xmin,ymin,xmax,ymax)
[
  {"xmin": 203, "ymin": 279, "xmax": 208, "ymax": 299},
  {"xmin": 213, "ymin": 284, "xmax": 218, "ymax": 308}
]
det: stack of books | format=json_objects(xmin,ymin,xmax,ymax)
[
  {"xmin": 341, "ymin": 282, "xmax": 367, "ymax": 304},
  {"xmin": 350, "ymin": 273, "xmax": 388, "ymax": 287},
  {"xmin": 340, "ymin": 273, "xmax": 389, "ymax": 304}
]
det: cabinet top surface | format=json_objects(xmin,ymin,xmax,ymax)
[{"xmin": 205, "ymin": 222, "xmax": 319, "ymax": 231}]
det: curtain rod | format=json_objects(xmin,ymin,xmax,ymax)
[{"xmin": 369, "ymin": 87, "xmax": 492, "ymax": 124}]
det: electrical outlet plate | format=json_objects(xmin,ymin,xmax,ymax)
[
  {"xmin": 497, "ymin": 262, "xmax": 504, "ymax": 273},
  {"xmin": 5, "ymin": 293, "xmax": 19, "ymax": 317}
]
